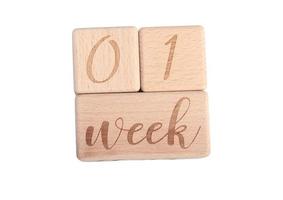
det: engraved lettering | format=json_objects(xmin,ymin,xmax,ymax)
[
  {"xmin": 85, "ymin": 120, "xmax": 122, "ymax": 150},
  {"xmin": 164, "ymin": 34, "xmax": 177, "ymax": 80},
  {"xmin": 167, "ymin": 97, "xmax": 201, "ymax": 149},
  {"xmin": 85, "ymin": 97, "xmax": 201, "ymax": 150},
  {"xmin": 86, "ymin": 35, "xmax": 120, "ymax": 83},
  {"xmin": 146, "ymin": 122, "xmax": 165, "ymax": 144}
]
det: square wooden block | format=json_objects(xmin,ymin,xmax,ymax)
[
  {"xmin": 76, "ymin": 91, "xmax": 210, "ymax": 161},
  {"xmin": 73, "ymin": 27, "xmax": 140, "ymax": 93},
  {"xmin": 139, "ymin": 26, "xmax": 206, "ymax": 91}
]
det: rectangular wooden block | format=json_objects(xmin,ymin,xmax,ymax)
[
  {"xmin": 139, "ymin": 26, "xmax": 206, "ymax": 91},
  {"xmin": 76, "ymin": 91, "xmax": 209, "ymax": 161},
  {"xmin": 73, "ymin": 27, "xmax": 140, "ymax": 94}
]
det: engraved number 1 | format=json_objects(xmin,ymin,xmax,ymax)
[{"xmin": 164, "ymin": 34, "xmax": 177, "ymax": 80}]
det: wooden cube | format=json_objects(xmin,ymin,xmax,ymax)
[
  {"xmin": 73, "ymin": 27, "xmax": 140, "ymax": 93},
  {"xmin": 139, "ymin": 26, "xmax": 206, "ymax": 91},
  {"xmin": 76, "ymin": 91, "xmax": 210, "ymax": 161}
]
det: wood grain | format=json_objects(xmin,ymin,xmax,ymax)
[
  {"xmin": 73, "ymin": 27, "xmax": 140, "ymax": 93},
  {"xmin": 76, "ymin": 91, "xmax": 210, "ymax": 161},
  {"xmin": 139, "ymin": 26, "xmax": 206, "ymax": 91}
]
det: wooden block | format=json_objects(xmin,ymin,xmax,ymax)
[
  {"xmin": 139, "ymin": 26, "xmax": 206, "ymax": 91},
  {"xmin": 73, "ymin": 27, "xmax": 140, "ymax": 93},
  {"xmin": 76, "ymin": 91, "xmax": 209, "ymax": 161}
]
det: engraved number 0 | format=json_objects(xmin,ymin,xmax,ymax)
[
  {"xmin": 87, "ymin": 35, "xmax": 120, "ymax": 83},
  {"xmin": 164, "ymin": 34, "xmax": 177, "ymax": 80}
]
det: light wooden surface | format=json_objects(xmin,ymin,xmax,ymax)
[
  {"xmin": 76, "ymin": 91, "xmax": 209, "ymax": 161},
  {"xmin": 73, "ymin": 27, "xmax": 140, "ymax": 93},
  {"xmin": 139, "ymin": 26, "xmax": 206, "ymax": 91}
]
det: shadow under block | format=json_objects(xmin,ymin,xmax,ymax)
[
  {"xmin": 73, "ymin": 27, "xmax": 140, "ymax": 93},
  {"xmin": 76, "ymin": 91, "xmax": 210, "ymax": 161},
  {"xmin": 139, "ymin": 26, "xmax": 206, "ymax": 91}
]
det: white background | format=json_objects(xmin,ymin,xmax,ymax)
[{"xmin": 0, "ymin": 0, "xmax": 282, "ymax": 199}]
